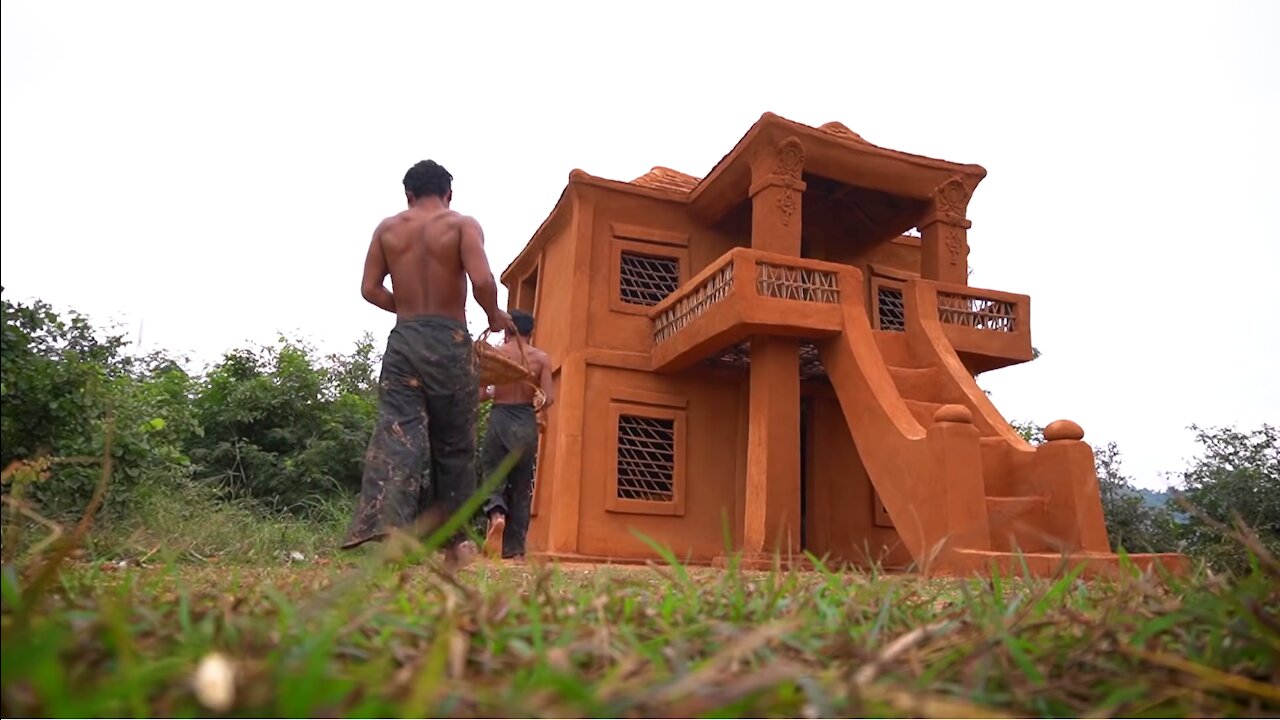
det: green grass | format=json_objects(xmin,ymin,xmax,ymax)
[
  {"xmin": 2, "ymin": 447, "xmax": 1278, "ymax": 717},
  {"xmin": 3, "ymin": 525, "xmax": 1278, "ymax": 717}
]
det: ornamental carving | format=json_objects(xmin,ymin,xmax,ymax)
[
  {"xmin": 933, "ymin": 176, "xmax": 971, "ymax": 219},
  {"xmin": 763, "ymin": 136, "xmax": 804, "ymax": 226},
  {"xmin": 774, "ymin": 137, "xmax": 805, "ymax": 181},
  {"xmin": 777, "ymin": 187, "xmax": 798, "ymax": 226},
  {"xmin": 944, "ymin": 225, "xmax": 964, "ymax": 267}
]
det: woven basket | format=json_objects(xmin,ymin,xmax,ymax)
[{"xmin": 474, "ymin": 331, "xmax": 537, "ymax": 387}]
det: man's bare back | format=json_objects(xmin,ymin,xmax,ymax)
[
  {"xmin": 490, "ymin": 339, "xmax": 554, "ymax": 408},
  {"xmin": 361, "ymin": 193, "xmax": 512, "ymax": 333}
]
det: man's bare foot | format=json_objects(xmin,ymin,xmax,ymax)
[
  {"xmin": 483, "ymin": 514, "xmax": 506, "ymax": 559},
  {"xmin": 444, "ymin": 540, "xmax": 478, "ymax": 572}
]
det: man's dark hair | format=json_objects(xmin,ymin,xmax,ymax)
[
  {"xmin": 511, "ymin": 309, "xmax": 534, "ymax": 337},
  {"xmin": 403, "ymin": 160, "xmax": 452, "ymax": 199}
]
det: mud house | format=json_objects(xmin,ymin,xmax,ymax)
[{"xmin": 497, "ymin": 112, "xmax": 1183, "ymax": 577}]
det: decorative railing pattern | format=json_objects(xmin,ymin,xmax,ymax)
[
  {"xmin": 652, "ymin": 260, "xmax": 735, "ymax": 343},
  {"xmin": 937, "ymin": 291, "xmax": 1017, "ymax": 332},
  {"xmin": 756, "ymin": 262, "xmax": 840, "ymax": 303}
]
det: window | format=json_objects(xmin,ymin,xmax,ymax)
[
  {"xmin": 875, "ymin": 284, "xmax": 906, "ymax": 332},
  {"xmin": 616, "ymin": 415, "xmax": 676, "ymax": 502},
  {"xmin": 518, "ymin": 263, "xmax": 540, "ymax": 315},
  {"xmin": 619, "ymin": 251, "xmax": 681, "ymax": 306},
  {"xmin": 606, "ymin": 392, "xmax": 687, "ymax": 516},
  {"xmin": 609, "ymin": 238, "xmax": 689, "ymax": 315}
]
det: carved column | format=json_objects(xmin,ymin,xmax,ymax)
[
  {"xmin": 742, "ymin": 137, "xmax": 805, "ymax": 558},
  {"xmin": 918, "ymin": 176, "xmax": 972, "ymax": 285},
  {"xmin": 748, "ymin": 137, "xmax": 807, "ymax": 256}
]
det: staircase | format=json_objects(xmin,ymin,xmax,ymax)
[{"xmin": 879, "ymin": 336, "xmax": 1053, "ymax": 554}]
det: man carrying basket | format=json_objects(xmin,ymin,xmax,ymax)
[
  {"xmin": 341, "ymin": 159, "xmax": 515, "ymax": 568},
  {"xmin": 476, "ymin": 309, "xmax": 555, "ymax": 560}
]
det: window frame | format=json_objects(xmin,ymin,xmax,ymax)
[
  {"xmin": 608, "ymin": 238, "xmax": 689, "ymax": 316},
  {"xmin": 605, "ymin": 390, "xmax": 687, "ymax": 516},
  {"xmin": 870, "ymin": 276, "xmax": 907, "ymax": 333}
]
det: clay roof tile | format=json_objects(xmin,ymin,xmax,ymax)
[
  {"xmin": 629, "ymin": 166, "xmax": 702, "ymax": 194},
  {"xmin": 818, "ymin": 121, "xmax": 868, "ymax": 143}
]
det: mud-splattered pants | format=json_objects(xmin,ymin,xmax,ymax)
[
  {"xmin": 480, "ymin": 403, "xmax": 538, "ymax": 558},
  {"xmin": 341, "ymin": 315, "xmax": 478, "ymax": 550}
]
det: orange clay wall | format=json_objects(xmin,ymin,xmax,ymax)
[
  {"xmin": 522, "ymin": 226, "xmax": 573, "ymax": 364},
  {"xmin": 509, "ymin": 221, "xmax": 572, "ymax": 554},
  {"xmin": 583, "ymin": 186, "xmax": 745, "ymax": 358},
  {"xmin": 571, "ymin": 184, "xmax": 746, "ymax": 559},
  {"xmin": 803, "ymin": 389, "xmax": 914, "ymax": 569},
  {"xmin": 575, "ymin": 366, "xmax": 742, "ymax": 559}
]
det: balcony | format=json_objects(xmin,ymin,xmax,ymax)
[
  {"xmin": 908, "ymin": 280, "xmax": 1034, "ymax": 373},
  {"xmin": 648, "ymin": 248, "xmax": 851, "ymax": 372},
  {"xmin": 647, "ymin": 249, "xmax": 1034, "ymax": 375}
]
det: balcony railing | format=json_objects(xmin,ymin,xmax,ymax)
[
  {"xmin": 756, "ymin": 262, "xmax": 840, "ymax": 304},
  {"xmin": 646, "ymin": 248, "xmax": 1032, "ymax": 373},
  {"xmin": 647, "ymin": 249, "xmax": 851, "ymax": 371},
  {"xmin": 653, "ymin": 256, "xmax": 735, "ymax": 343},
  {"xmin": 651, "ymin": 250, "xmax": 848, "ymax": 346},
  {"xmin": 937, "ymin": 290, "xmax": 1018, "ymax": 333},
  {"xmin": 915, "ymin": 281, "xmax": 1033, "ymax": 372}
]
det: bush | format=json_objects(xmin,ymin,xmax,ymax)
[
  {"xmin": 188, "ymin": 337, "xmax": 379, "ymax": 513},
  {"xmin": 1, "ymin": 290, "xmax": 196, "ymax": 517}
]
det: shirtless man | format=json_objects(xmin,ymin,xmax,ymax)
[
  {"xmin": 341, "ymin": 159, "xmax": 515, "ymax": 563},
  {"xmin": 478, "ymin": 310, "xmax": 555, "ymax": 560}
]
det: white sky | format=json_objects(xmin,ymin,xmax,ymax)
[{"xmin": 3, "ymin": 0, "xmax": 1277, "ymax": 490}]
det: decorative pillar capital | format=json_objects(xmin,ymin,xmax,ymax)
[
  {"xmin": 749, "ymin": 136, "xmax": 807, "ymax": 232},
  {"xmin": 918, "ymin": 176, "xmax": 974, "ymax": 283},
  {"xmin": 919, "ymin": 176, "xmax": 973, "ymax": 228}
]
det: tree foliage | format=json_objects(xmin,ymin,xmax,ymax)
[
  {"xmin": 1170, "ymin": 424, "xmax": 1278, "ymax": 574},
  {"xmin": 1, "ymin": 290, "xmax": 197, "ymax": 515},
  {"xmin": 3, "ymin": 289, "xmax": 1274, "ymax": 574},
  {"xmin": 188, "ymin": 337, "xmax": 380, "ymax": 512},
  {"xmin": 1, "ymin": 290, "xmax": 380, "ymax": 519},
  {"xmin": 1090, "ymin": 440, "xmax": 1181, "ymax": 554}
]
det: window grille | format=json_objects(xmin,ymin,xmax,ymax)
[
  {"xmin": 615, "ymin": 414, "xmax": 676, "ymax": 502},
  {"xmin": 619, "ymin": 252, "xmax": 680, "ymax": 306}
]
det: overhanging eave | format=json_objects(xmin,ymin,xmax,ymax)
[{"xmin": 688, "ymin": 112, "xmax": 988, "ymax": 225}]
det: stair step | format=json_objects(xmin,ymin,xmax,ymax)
[
  {"xmin": 986, "ymin": 496, "xmax": 1052, "ymax": 553},
  {"xmin": 980, "ymin": 438, "xmax": 1015, "ymax": 496},
  {"xmin": 903, "ymin": 399, "xmax": 943, "ymax": 425},
  {"xmin": 980, "ymin": 438, "xmax": 1037, "ymax": 497},
  {"xmin": 886, "ymin": 365, "xmax": 950, "ymax": 401},
  {"xmin": 874, "ymin": 333, "xmax": 916, "ymax": 368}
]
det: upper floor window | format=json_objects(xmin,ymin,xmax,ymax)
[{"xmin": 619, "ymin": 251, "xmax": 681, "ymax": 307}]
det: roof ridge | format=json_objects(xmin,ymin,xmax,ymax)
[{"xmin": 629, "ymin": 166, "xmax": 702, "ymax": 193}]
